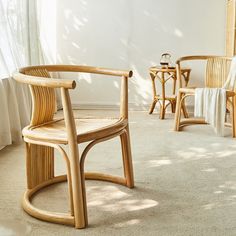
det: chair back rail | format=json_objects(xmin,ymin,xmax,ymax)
[
  {"xmin": 14, "ymin": 65, "xmax": 132, "ymax": 123},
  {"xmin": 176, "ymin": 56, "xmax": 232, "ymax": 89},
  {"xmin": 206, "ymin": 57, "xmax": 232, "ymax": 88},
  {"xmin": 25, "ymin": 69, "xmax": 56, "ymax": 126}
]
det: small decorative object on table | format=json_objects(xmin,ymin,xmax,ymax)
[{"xmin": 160, "ymin": 53, "xmax": 172, "ymax": 68}]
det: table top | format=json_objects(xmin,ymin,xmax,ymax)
[{"xmin": 149, "ymin": 66, "xmax": 191, "ymax": 73}]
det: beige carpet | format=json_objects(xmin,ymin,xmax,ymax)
[{"xmin": 0, "ymin": 110, "xmax": 236, "ymax": 236}]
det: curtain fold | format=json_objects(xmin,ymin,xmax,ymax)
[
  {"xmin": 0, "ymin": 0, "xmax": 41, "ymax": 147},
  {"xmin": 0, "ymin": 78, "xmax": 30, "ymax": 146}
]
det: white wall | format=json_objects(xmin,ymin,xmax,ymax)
[
  {"xmin": 41, "ymin": 0, "xmax": 227, "ymax": 109},
  {"xmin": 38, "ymin": 0, "xmax": 57, "ymax": 64}
]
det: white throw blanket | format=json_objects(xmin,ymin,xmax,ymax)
[{"xmin": 194, "ymin": 57, "xmax": 236, "ymax": 136}]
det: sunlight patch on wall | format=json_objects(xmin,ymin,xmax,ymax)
[
  {"xmin": 72, "ymin": 42, "xmax": 80, "ymax": 49},
  {"xmin": 131, "ymin": 66, "xmax": 151, "ymax": 105},
  {"xmin": 113, "ymin": 81, "xmax": 119, "ymax": 89},
  {"xmin": 78, "ymin": 72, "xmax": 92, "ymax": 84},
  {"xmin": 73, "ymin": 16, "xmax": 85, "ymax": 27},
  {"xmin": 38, "ymin": 0, "xmax": 57, "ymax": 64},
  {"xmin": 64, "ymin": 9, "xmax": 72, "ymax": 19},
  {"xmin": 174, "ymin": 28, "xmax": 183, "ymax": 38}
]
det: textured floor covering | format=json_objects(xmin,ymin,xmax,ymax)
[{"xmin": 0, "ymin": 110, "xmax": 236, "ymax": 236}]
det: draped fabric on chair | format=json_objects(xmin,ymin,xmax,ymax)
[{"xmin": 0, "ymin": 0, "xmax": 43, "ymax": 147}]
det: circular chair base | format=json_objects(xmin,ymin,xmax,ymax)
[
  {"xmin": 179, "ymin": 118, "xmax": 207, "ymax": 129},
  {"xmin": 22, "ymin": 175, "xmax": 75, "ymax": 226},
  {"xmin": 22, "ymin": 173, "xmax": 129, "ymax": 227}
]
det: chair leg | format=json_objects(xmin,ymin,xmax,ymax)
[
  {"xmin": 174, "ymin": 92, "xmax": 183, "ymax": 131},
  {"xmin": 68, "ymin": 147, "xmax": 87, "ymax": 229},
  {"xmin": 181, "ymin": 99, "xmax": 189, "ymax": 118},
  {"xmin": 79, "ymin": 157, "xmax": 88, "ymax": 227},
  {"xmin": 232, "ymin": 96, "xmax": 236, "ymax": 138},
  {"xmin": 120, "ymin": 126, "xmax": 134, "ymax": 188}
]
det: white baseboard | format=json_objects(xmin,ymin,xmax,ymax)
[
  {"xmin": 72, "ymin": 102, "xmax": 150, "ymax": 111},
  {"xmin": 72, "ymin": 102, "xmax": 194, "ymax": 112},
  {"xmin": 72, "ymin": 103, "xmax": 119, "ymax": 110}
]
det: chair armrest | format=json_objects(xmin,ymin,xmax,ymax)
[
  {"xmin": 17, "ymin": 65, "xmax": 133, "ymax": 119},
  {"xmin": 176, "ymin": 55, "xmax": 232, "ymax": 67},
  {"xmin": 176, "ymin": 55, "xmax": 219, "ymax": 65},
  {"xmin": 20, "ymin": 65, "xmax": 133, "ymax": 78},
  {"xmin": 13, "ymin": 72, "xmax": 76, "ymax": 89}
]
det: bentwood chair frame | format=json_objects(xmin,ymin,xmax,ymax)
[
  {"xmin": 174, "ymin": 55, "xmax": 236, "ymax": 137},
  {"xmin": 13, "ymin": 65, "xmax": 134, "ymax": 229}
]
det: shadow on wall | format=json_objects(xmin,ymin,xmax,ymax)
[
  {"xmin": 40, "ymin": 0, "xmax": 225, "ymax": 108},
  {"xmin": 53, "ymin": 0, "xmax": 187, "ymax": 108}
]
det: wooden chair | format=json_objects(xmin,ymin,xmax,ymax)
[
  {"xmin": 174, "ymin": 55, "xmax": 236, "ymax": 137},
  {"xmin": 13, "ymin": 65, "xmax": 134, "ymax": 229}
]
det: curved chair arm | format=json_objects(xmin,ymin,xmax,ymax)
[
  {"xmin": 18, "ymin": 65, "xmax": 133, "ymax": 119},
  {"xmin": 16, "ymin": 65, "xmax": 133, "ymax": 120},
  {"xmin": 13, "ymin": 72, "xmax": 76, "ymax": 89},
  {"xmin": 176, "ymin": 55, "xmax": 222, "ymax": 64},
  {"xmin": 19, "ymin": 65, "xmax": 133, "ymax": 78}
]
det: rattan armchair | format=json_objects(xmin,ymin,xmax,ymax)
[
  {"xmin": 13, "ymin": 65, "xmax": 134, "ymax": 229},
  {"xmin": 174, "ymin": 55, "xmax": 236, "ymax": 137}
]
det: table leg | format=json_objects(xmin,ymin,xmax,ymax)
[
  {"xmin": 149, "ymin": 99, "xmax": 158, "ymax": 114},
  {"xmin": 231, "ymin": 96, "xmax": 236, "ymax": 137},
  {"xmin": 180, "ymin": 70, "xmax": 191, "ymax": 118},
  {"xmin": 171, "ymin": 72, "xmax": 177, "ymax": 114},
  {"xmin": 171, "ymin": 100, "xmax": 176, "ymax": 113},
  {"xmin": 159, "ymin": 104, "xmax": 165, "ymax": 119}
]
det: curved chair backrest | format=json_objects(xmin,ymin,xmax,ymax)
[
  {"xmin": 176, "ymin": 56, "xmax": 233, "ymax": 90},
  {"xmin": 14, "ymin": 65, "xmax": 132, "ymax": 128},
  {"xmin": 205, "ymin": 57, "xmax": 232, "ymax": 89},
  {"xmin": 24, "ymin": 68, "xmax": 56, "ymax": 126}
]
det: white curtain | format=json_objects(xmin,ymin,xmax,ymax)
[{"xmin": 0, "ymin": 0, "xmax": 42, "ymax": 147}]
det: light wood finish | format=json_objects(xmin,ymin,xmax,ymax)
[
  {"xmin": 174, "ymin": 55, "xmax": 236, "ymax": 137},
  {"xmin": 25, "ymin": 143, "xmax": 54, "ymax": 189},
  {"xmin": 149, "ymin": 66, "xmax": 191, "ymax": 119},
  {"xmin": 226, "ymin": 0, "xmax": 236, "ymax": 56},
  {"xmin": 13, "ymin": 65, "xmax": 134, "ymax": 229}
]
